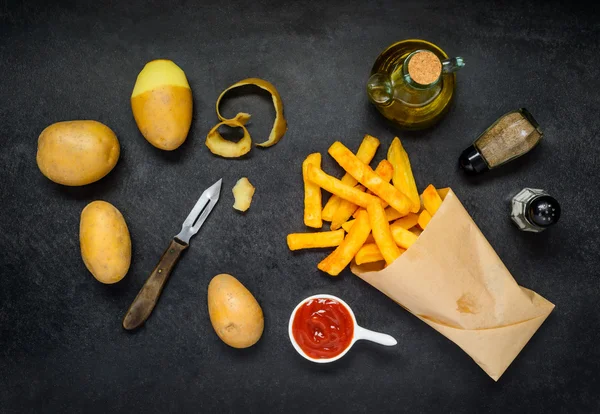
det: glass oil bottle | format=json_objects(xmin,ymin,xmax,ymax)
[{"xmin": 367, "ymin": 39, "xmax": 464, "ymax": 130}]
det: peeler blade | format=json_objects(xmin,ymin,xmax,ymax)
[{"xmin": 175, "ymin": 178, "xmax": 222, "ymax": 244}]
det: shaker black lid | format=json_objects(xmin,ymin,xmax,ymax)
[
  {"xmin": 528, "ymin": 195, "xmax": 561, "ymax": 227},
  {"xmin": 459, "ymin": 145, "xmax": 489, "ymax": 175}
]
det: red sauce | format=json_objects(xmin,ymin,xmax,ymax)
[{"xmin": 292, "ymin": 297, "xmax": 354, "ymax": 359}]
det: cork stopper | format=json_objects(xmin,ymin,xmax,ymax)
[{"xmin": 407, "ymin": 51, "xmax": 442, "ymax": 85}]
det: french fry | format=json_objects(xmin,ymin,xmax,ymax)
[
  {"xmin": 365, "ymin": 233, "xmax": 375, "ymax": 244},
  {"xmin": 366, "ymin": 159, "xmax": 394, "ymax": 208},
  {"xmin": 345, "ymin": 207, "xmax": 406, "ymax": 232},
  {"xmin": 318, "ymin": 210, "xmax": 371, "ymax": 276},
  {"xmin": 342, "ymin": 220, "xmax": 355, "ymax": 233},
  {"xmin": 388, "ymin": 137, "xmax": 420, "ymax": 213},
  {"xmin": 302, "ymin": 153, "xmax": 322, "ymax": 228},
  {"xmin": 437, "ymin": 187, "xmax": 450, "ymax": 200},
  {"xmin": 355, "ymin": 243, "xmax": 385, "ymax": 265},
  {"xmin": 328, "ymin": 141, "xmax": 412, "ymax": 215},
  {"xmin": 367, "ymin": 202, "xmax": 403, "ymax": 265},
  {"xmin": 287, "ymin": 230, "xmax": 345, "ymax": 251},
  {"xmin": 384, "ymin": 208, "xmax": 404, "ymax": 222},
  {"xmin": 390, "ymin": 221, "xmax": 419, "ymax": 250},
  {"xmin": 321, "ymin": 135, "xmax": 380, "ymax": 218},
  {"xmin": 422, "ymin": 184, "xmax": 443, "ymax": 216},
  {"xmin": 331, "ymin": 160, "xmax": 393, "ymax": 230},
  {"xmin": 321, "ymin": 196, "xmax": 341, "ymax": 222},
  {"xmin": 392, "ymin": 212, "xmax": 419, "ymax": 230},
  {"xmin": 418, "ymin": 210, "xmax": 432, "ymax": 230},
  {"xmin": 307, "ymin": 165, "xmax": 382, "ymax": 209},
  {"xmin": 410, "ymin": 227, "xmax": 423, "ymax": 237},
  {"xmin": 330, "ymin": 185, "xmax": 364, "ymax": 230}
]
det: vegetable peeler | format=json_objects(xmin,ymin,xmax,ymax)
[{"xmin": 122, "ymin": 178, "xmax": 222, "ymax": 330}]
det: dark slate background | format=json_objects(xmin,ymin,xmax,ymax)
[{"xmin": 1, "ymin": 0, "xmax": 599, "ymax": 412}]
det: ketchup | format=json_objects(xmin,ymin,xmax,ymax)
[{"xmin": 292, "ymin": 297, "xmax": 354, "ymax": 359}]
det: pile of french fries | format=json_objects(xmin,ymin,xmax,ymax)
[{"xmin": 287, "ymin": 135, "xmax": 447, "ymax": 276}]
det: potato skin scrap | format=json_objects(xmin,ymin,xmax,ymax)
[
  {"xmin": 215, "ymin": 78, "xmax": 287, "ymax": 148},
  {"xmin": 206, "ymin": 118, "xmax": 252, "ymax": 158},
  {"xmin": 232, "ymin": 177, "xmax": 255, "ymax": 212}
]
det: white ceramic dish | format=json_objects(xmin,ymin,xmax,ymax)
[{"xmin": 288, "ymin": 294, "xmax": 397, "ymax": 363}]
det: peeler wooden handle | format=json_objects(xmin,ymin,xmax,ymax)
[{"xmin": 122, "ymin": 239, "xmax": 188, "ymax": 330}]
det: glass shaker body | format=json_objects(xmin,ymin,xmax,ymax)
[
  {"xmin": 511, "ymin": 188, "xmax": 561, "ymax": 232},
  {"xmin": 459, "ymin": 108, "xmax": 543, "ymax": 175}
]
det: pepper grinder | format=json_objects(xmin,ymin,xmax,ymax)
[
  {"xmin": 511, "ymin": 188, "xmax": 561, "ymax": 232},
  {"xmin": 459, "ymin": 109, "xmax": 543, "ymax": 175}
]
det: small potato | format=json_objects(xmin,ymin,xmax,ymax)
[
  {"xmin": 131, "ymin": 59, "xmax": 192, "ymax": 150},
  {"xmin": 80, "ymin": 201, "xmax": 131, "ymax": 284},
  {"xmin": 208, "ymin": 274, "xmax": 264, "ymax": 348},
  {"xmin": 36, "ymin": 120, "xmax": 120, "ymax": 186}
]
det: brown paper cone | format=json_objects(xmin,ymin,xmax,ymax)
[{"xmin": 351, "ymin": 189, "xmax": 554, "ymax": 381}]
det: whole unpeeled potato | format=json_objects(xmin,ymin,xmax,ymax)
[
  {"xmin": 208, "ymin": 274, "xmax": 264, "ymax": 348},
  {"xmin": 131, "ymin": 59, "xmax": 193, "ymax": 150},
  {"xmin": 36, "ymin": 120, "xmax": 120, "ymax": 186},
  {"xmin": 80, "ymin": 201, "xmax": 131, "ymax": 284}
]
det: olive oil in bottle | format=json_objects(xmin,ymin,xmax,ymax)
[{"xmin": 367, "ymin": 39, "xmax": 464, "ymax": 130}]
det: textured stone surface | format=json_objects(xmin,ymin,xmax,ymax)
[{"xmin": 1, "ymin": 0, "xmax": 599, "ymax": 412}]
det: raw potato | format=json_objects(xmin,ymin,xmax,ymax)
[
  {"xmin": 131, "ymin": 60, "xmax": 192, "ymax": 150},
  {"xmin": 232, "ymin": 177, "xmax": 255, "ymax": 212},
  {"xmin": 36, "ymin": 120, "xmax": 120, "ymax": 186},
  {"xmin": 80, "ymin": 201, "xmax": 131, "ymax": 284},
  {"xmin": 208, "ymin": 274, "xmax": 264, "ymax": 348}
]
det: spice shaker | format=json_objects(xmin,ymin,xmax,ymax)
[
  {"xmin": 511, "ymin": 188, "xmax": 561, "ymax": 232},
  {"xmin": 459, "ymin": 108, "xmax": 542, "ymax": 175}
]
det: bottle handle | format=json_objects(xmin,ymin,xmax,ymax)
[
  {"xmin": 367, "ymin": 72, "xmax": 393, "ymax": 106},
  {"xmin": 441, "ymin": 57, "xmax": 465, "ymax": 74}
]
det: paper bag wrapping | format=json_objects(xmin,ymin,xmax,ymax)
[{"xmin": 351, "ymin": 189, "xmax": 554, "ymax": 381}]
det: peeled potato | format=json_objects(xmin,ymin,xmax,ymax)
[
  {"xmin": 131, "ymin": 59, "xmax": 192, "ymax": 150},
  {"xmin": 36, "ymin": 120, "xmax": 120, "ymax": 186},
  {"xmin": 208, "ymin": 274, "xmax": 264, "ymax": 348},
  {"xmin": 232, "ymin": 177, "xmax": 255, "ymax": 212},
  {"xmin": 80, "ymin": 201, "xmax": 131, "ymax": 284}
]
